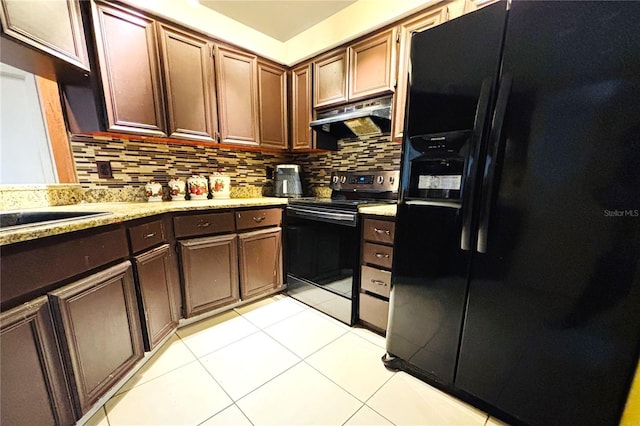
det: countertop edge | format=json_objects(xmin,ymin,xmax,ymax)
[{"xmin": 0, "ymin": 198, "xmax": 288, "ymax": 246}]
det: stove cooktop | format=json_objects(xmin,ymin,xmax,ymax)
[{"xmin": 288, "ymin": 197, "xmax": 396, "ymax": 211}]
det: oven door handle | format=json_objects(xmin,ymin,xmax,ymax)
[{"xmin": 287, "ymin": 206, "xmax": 357, "ymax": 225}]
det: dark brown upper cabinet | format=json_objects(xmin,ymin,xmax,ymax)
[
  {"xmin": 393, "ymin": 6, "xmax": 447, "ymax": 140},
  {"xmin": 158, "ymin": 24, "xmax": 217, "ymax": 142},
  {"xmin": 0, "ymin": 0, "xmax": 89, "ymax": 71},
  {"xmin": 1, "ymin": 296, "xmax": 76, "ymax": 425},
  {"xmin": 291, "ymin": 62, "xmax": 314, "ymax": 150},
  {"xmin": 348, "ymin": 28, "xmax": 397, "ymax": 101},
  {"xmin": 313, "ymin": 48, "xmax": 348, "ymax": 109},
  {"xmin": 258, "ymin": 61, "xmax": 288, "ymax": 149},
  {"xmin": 91, "ymin": 2, "xmax": 167, "ymax": 137},
  {"xmin": 215, "ymin": 45, "xmax": 260, "ymax": 146}
]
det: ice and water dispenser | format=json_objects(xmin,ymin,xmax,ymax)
[{"xmin": 403, "ymin": 130, "xmax": 472, "ymax": 202}]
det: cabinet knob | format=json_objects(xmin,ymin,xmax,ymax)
[
  {"xmin": 143, "ymin": 232, "xmax": 156, "ymax": 239},
  {"xmin": 197, "ymin": 221, "xmax": 211, "ymax": 228},
  {"xmin": 371, "ymin": 279, "xmax": 388, "ymax": 286},
  {"xmin": 375, "ymin": 253, "xmax": 390, "ymax": 259},
  {"xmin": 253, "ymin": 216, "xmax": 266, "ymax": 223}
]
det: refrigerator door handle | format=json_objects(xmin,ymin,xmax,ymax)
[
  {"xmin": 477, "ymin": 73, "xmax": 512, "ymax": 253},
  {"xmin": 461, "ymin": 77, "xmax": 493, "ymax": 251}
]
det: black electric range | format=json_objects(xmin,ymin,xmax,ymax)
[{"xmin": 285, "ymin": 171, "xmax": 398, "ymax": 324}]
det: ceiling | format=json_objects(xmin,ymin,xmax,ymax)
[{"xmin": 199, "ymin": 1, "xmax": 357, "ymax": 42}]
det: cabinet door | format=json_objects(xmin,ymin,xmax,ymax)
[
  {"xmin": 158, "ymin": 24, "xmax": 217, "ymax": 142},
  {"xmin": 215, "ymin": 45, "xmax": 259, "ymax": 145},
  {"xmin": 314, "ymin": 49, "xmax": 348, "ymax": 108},
  {"xmin": 133, "ymin": 244, "xmax": 177, "ymax": 351},
  {"xmin": 0, "ymin": 0, "xmax": 89, "ymax": 70},
  {"xmin": 49, "ymin": 261, "xmax": 144, "ymax": 416},
  {"xmin": 348, "ymin": 28, "xmax": 397, "ymax": 101},
  {"xmin": 393, "ymin": 6, "xmax": 447, "ymax": 140},
  {"xmin": 1, "ymin": 297, "xmax": 76, "ymax": 425},
  {"xmin": 291, "ymin": 62, "xmax": 314, "ymax": 150},
  {"xmin": 238, "ymin": 227, "xmax": 283, "ymax": 300},
  {"xmin": 92, "ymin": 2, "xmax": 166, "ymax": 137},
  {"xmin": 258, "ymin": 61, "xmax": 288, "ymax": 149},
  {"xmin": 179, "ymin": 234, "xmax": 239, "ymax": 317}
]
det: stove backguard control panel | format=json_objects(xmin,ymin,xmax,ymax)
[{"xmin": 330, "ymin": 171, "xmax": 400, "ymax": 193}]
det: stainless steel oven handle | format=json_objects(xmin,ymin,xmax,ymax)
[{"xmin": 287, "ymin": 206, "xmax": 357, "ymax": 223}]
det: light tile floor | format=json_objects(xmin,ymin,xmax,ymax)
[{"xmin": 85, "ymin": 294, "xmax": 508, "ymax": 426}]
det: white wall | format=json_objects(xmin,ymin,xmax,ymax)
[
  {"xmin": 121, "ymin": 0, "xmax": 286, "ymax": 63},
  {"xmin": 284, "ymin": 0, "xmax": 442, "ymax": 65},
  {"xmin": 120, "ymin": 0, "xmax": 450, "ymax": 65}
]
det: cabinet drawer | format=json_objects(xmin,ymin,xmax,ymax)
[
  {"xmin": 173, "ymin": 212, "xmax": 235, "ymax": 238},
  {"xmin": 128, "ymin": 219, "xmax": 166, "ymax": 253},
  {"xmin": 236, "ymin": 208, "xmax": 282, "ymax": 231},
  {"xmin": 359, "ymin": 293, "xmax": 389, "ymax": 331},
  {"xmin": 361, "ymin": 265, "xmax": 391, "ymax": 298},
  {"xmin": 1, "ymin": 227, "xmax": 128, "ymax": 308},
  {"xmin": 362, "ymin": 242, "xmax": 393, "ymax": 269},
  {"xmin": 363, "ymin": 218, "xmax": 395, "ymax": 244}
]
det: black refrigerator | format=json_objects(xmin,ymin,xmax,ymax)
[{"xmin": 385, "ymin": 2, "xmax": 640, "ymax": 425}]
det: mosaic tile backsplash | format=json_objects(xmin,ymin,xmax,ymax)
[
  {"xmin": 71, "ymin": 135, "xmax": 289, "ymax": 196},
  {"xmin": 70, "ymin": 133, "xmax": 401, "ymax": 196},
  {"xmin": 295, "ymin": 134, "xmax": 402, "ymax": 194}
]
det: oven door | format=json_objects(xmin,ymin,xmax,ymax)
[{"xmin": 285, "ymin": 205, "xmax": 359, "ymax": 324}]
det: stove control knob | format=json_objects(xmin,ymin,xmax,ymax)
[
  {"xmin": 389, "ymin": 176, "xmax": 395, "ymax": 184},
  {"xmin": 332, "ymin": 176, "xmax": 339, "ymax": 184},
  {"xmin": 340, "ymin": 176, "xmax": 347, "ymax": 184},
  {"xmin": 377, "ymin": 176, "xmax": 384, "ymax": 184}
]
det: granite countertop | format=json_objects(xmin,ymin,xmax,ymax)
[
  {"xmin": 358, "ymin": 204, "xmax": 397, "ymax": 217},
  {"xmin": 0, "ymin": 198, "xmax": 288, "ymax": 246}
]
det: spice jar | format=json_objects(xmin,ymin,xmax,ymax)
[
  {"xmin": 168, "ymin": 176, "xmax": 186, "ymax": 201},
  {"xmin": 145, "ymin": 179, "xmax": 163, "ymax": 202},
  {"xmin": 209, "ymin": 169, "xmax": 231, "ymax": 199},
  {"xmin": 187, "ymin": 174, "xmax": 208, "ymax": 200}
]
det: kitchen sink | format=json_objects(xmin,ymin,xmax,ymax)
[{"xmin": 0, "ymin": 211, "xmax": 111, "ymax": 230}]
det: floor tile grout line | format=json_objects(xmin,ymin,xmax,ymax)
[
  {"xmin": 341, "ymin": 402, "xmax": 368, "ymax": 426},
  {"xmin": 110, "ymin": 356, "xmax": 201, "ymax": 398},
  {"xmin": 234, "ymin": 300, "xmax": 309, "ymax": 331},
  {"xmin": 359, "ymin": 373, "xmax": 399, "ymax": 425},
  {"xmin": 233, "ymin": 358, "xmax": 307, "ymax": 404},
  {"xmin": 302, "ymin": 358, "xmax": 365, "ymax": 402},
  {"xmin": 193, "ymin": 348, "xmax": 259, "ymax": 426},
  {"xmin": 300, "ymin": 326, "xmax": 352, "ymax": 360},
  {"xmin": 253, "ymin": 323, "xmax": 306, "ymax": 363},
  {"xmin": 176, "ymin": 322, "xmax": 264, "ymax": 360},
  {"xmin": 348, "ymin": 326, "xmax": 387, "ymax": 350}
]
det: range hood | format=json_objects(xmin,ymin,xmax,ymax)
[{"xmin": 310, "ymin": 96, "xmax": 393, "ymax": 140}]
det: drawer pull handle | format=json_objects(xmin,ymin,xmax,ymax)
[
  {"xmin": 143, "ymin": 232, "xmax": 156, "ymax": 239},
  {"xmin": 253, "ymin": 216, "xmax": 266, "ymax": 223},
  {"xmin": 375, "ymin": 253, "xmax": 390, "ymax": 259},
  {"xmin": 371, "ymin": 279, "xmax": 388, "ymax": 286},
  {"xmin": 197, "ymin": 221, "xmax": 211, "ymax": 228},
  {"xmin": 374, "ymin": 228, "xmax": 390, "ymax": 235}
]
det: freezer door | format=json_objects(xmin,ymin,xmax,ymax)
[
  {"xmin": 456, "ymin": 2, "xmax": 640, "ymax": 426},
  {"xmin": 387, "ymin": 1, "xmax": 507, "ymax": 386}
]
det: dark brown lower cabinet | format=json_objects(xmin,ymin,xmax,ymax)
[
  {"xmin": 49, "ymin": 261, "xmax": 144, "ymax": 416},
  {"xmin": 238, "ymin": 227, "xmax": 283, "ymax": 299},
  {"xmin": 0, "ymin": 296, "xmax": 76, "ymax": 425},
  {"xmin": 179, "ymin": 234, "xmax": 239, "ymax": 317},
  {"xmin": 133, "ymin": 244, "xmax": 178, "ymax": 351}
]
